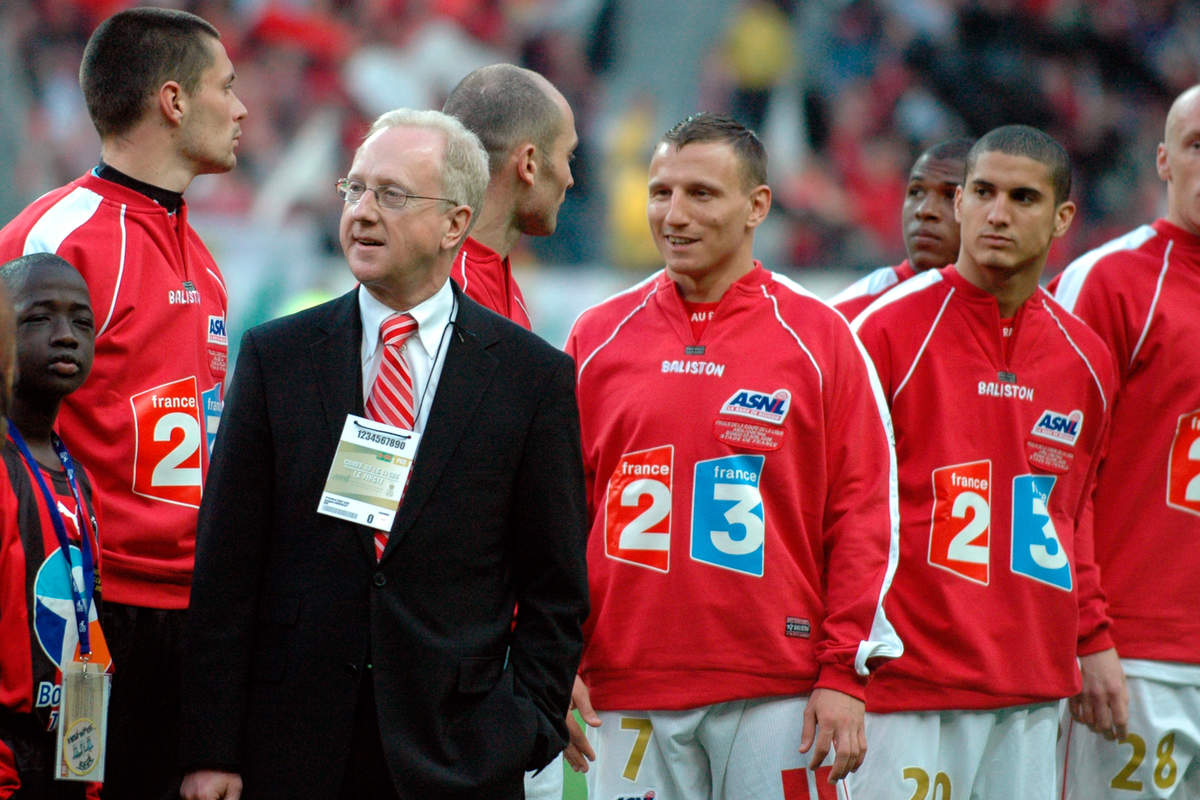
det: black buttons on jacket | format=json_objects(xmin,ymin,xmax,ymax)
[{"xmin": 372, "ymin": 572, "xmax": 386, "ymax": 587}]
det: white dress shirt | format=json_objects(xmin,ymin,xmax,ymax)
[{"xmin": 358, "ymin": 279, "xmax": 455, "ymax": 434}]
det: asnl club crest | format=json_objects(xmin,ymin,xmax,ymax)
[
  {"xmin": 720, "ymin": 388, "xmax": 791, "ymax": 425},
  {"xmin": 1030, "ymin": 409, "xmax": 1083, "ymax": 447}
]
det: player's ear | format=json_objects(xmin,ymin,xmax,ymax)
[
  {"xmin": 1156, "ymin": 142, "xmax": 1171, "ymax": 183},
  {"xmin": 954, "ymin": 184, "xmax": 964, "ymax": 223},
  {"xmin": 1052, "ymin": 200, "xmax": 1076, "ymax": 239},
  {"xmin": 745, "ymin": 185, "xmax": 771, "ymax": 229},
  {"xmin": 516, "ymin": 143, "xmax": 538, "ymax": 188},
  {"xmin": 158, "ymin": 80, "xmax": 185, "ymax": 127}
]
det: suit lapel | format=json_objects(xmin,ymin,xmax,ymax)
[
  {"xmin": 384, "ymin": 288, "xmax": 500, "ymax": 553},
  {"xmin": 309, "ymin": 290, "xmax": 376, "ymax": 562},
  {"xmin": 310, "ymin": 289, "xmax": 364, "ymax": 437}
]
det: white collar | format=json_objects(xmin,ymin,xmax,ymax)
[{"xmin": 358, "ymin": 279, "xmax": 455, "ymax": 359}]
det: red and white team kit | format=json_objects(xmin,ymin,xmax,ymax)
[{"xmin": 0, "ymin": 171, "xmax": 227, "ymax": 609}]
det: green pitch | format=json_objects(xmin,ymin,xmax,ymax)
[
  {"xmin": 563, "ymin": 762, "xmax": 587, "ymax": 799},
  {"xmin": 561, "ymin": 709, "xmax": 588, "ymax": 799}
]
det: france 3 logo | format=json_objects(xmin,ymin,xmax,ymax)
[
  {"xmin": 1030, "ymin": 408, "xmax": 1083, "ymax": 447},
  {"xmin": 720, "ymin": 388, "xmax": 791, "ymax": 426}
]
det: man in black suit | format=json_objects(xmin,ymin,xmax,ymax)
[{"xmin": 178, "ymin": 108, "xmax": 589, "ymax": 800}]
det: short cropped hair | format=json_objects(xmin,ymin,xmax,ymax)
[
  {"xmin": 921, "ymin": 137, "xmax": 974, "ymax": 167},
  {"xmin": 661, "ymin": 113, "xmax": 767, "ymax": 190},
  {"xmin": 362, "ymin": 109, "xmax": 490, "ymax": 224},
  {"xmin": 0, "ymin": 252, "xmax": 78, "ymax": 294},
  {"xmin": 442, "ymin": 64, "xmax": 561, "ymax": 175},
  {"xmin": 80, "ymin": 7, "xmax": 220, "ymax": 139},
  {"xmin": 966, "ymin": 125, "xmax": 1072, "ymax": 204}
]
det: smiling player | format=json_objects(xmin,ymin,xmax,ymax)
[{"xmin": 564, "ymin": 113, "xmax": 901, "ymax": 800}]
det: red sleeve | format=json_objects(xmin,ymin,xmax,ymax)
[
  {"xmin": 0, "ymin": 460, "xmax": 33, "ymax": 715},
  {"xmin": 814, "ymin": 321, "xmax": 902, "ymax": 698},
  {"xmin": 0, "ymin": 739, "xmax": 19, "ymax": 799},
  {"xmin": 1072, "ymin": 355, "xmax": 1118, "ymax": 656},
  {"xmin": 562, "ymin": 326, "xmax": 596, "ymax": 522},
  {"xmin": 1057, "ymin": 263, "xmax": 1135, "ymax": 382},
  {"xmin": 0, "ymin": 460, "xmax": 23, "ymax": 798}
]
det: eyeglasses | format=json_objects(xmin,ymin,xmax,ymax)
[{"xmin": 335, "ymin": 178, "xmax": 455, "ymax": 209}]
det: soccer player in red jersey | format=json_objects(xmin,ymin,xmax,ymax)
[
  {"xmin": 565, "ymin": 113, "xmax": 901, "ymax": 800},
  {"xmin": 1053, "ymin": 85, "xmax": 1200, "ymax": 799},
  {"xmin": 831, "ymin": 138, "xmax": 972, "ymax": 321},
  {"xmin": 848, "ymin": 125, "xmax": 1126, "ymax": 800}
]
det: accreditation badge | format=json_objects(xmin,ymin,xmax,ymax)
[
  {"xmin": 55, "ymin": 657, "xmax": 110, "ymax": 782},
  {"xmin": 317, "ymin": 415, "xmax": 420, "ymax": 531}
]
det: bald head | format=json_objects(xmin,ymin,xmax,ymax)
[
  {"xmin": 1158, "ymin": 84, "xmax": 1200, "ymax": 235},
  {"xmin": 443, "ymin": 64, "xmax": 566, "ymax": 175},
  {"xmin": 1165, "ymin": 85, "xmax": 1200, "ymax": 143}
]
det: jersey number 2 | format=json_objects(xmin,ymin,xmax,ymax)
[
  {"xmin": 1167, "ymin": 409, "xmax": 1200, "ymax": 516},
  {"xmin": 131, "ymin": 377, "xmax": 205, "ymax": 507}
]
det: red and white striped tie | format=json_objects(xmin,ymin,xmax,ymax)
[{"xmin": 365, "ymin": 312, "xmax": 418, "ymax": 559}]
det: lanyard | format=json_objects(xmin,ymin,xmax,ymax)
[
  {"xmin": 8, "ymin": 427, "xmax": 96, "ymax": 657},
  {"xmin": 411, "ymin": 295, "xmax": 454, "ymax": 429}
]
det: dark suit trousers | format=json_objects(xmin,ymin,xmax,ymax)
[{"xmin": 340, "ymin": 676, "xmax": 400, "ymax": 800}]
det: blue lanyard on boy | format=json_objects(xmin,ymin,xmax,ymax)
[{"xmin": 8, "ymin": 426, "xmax": 96, "ymax": 658}]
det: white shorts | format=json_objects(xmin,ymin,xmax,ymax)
[
  {"xmin": 585, "ymin": 695, "xmax": 840, "ymax": 800},
  {"xmin": 842, "ymin": 702, "xmax": 1059, "ymax": 800},
  {"xmin": 1058, "ymin": 676, "xmax": 1200, "ymax": 799},
  {"xmin": 524, "ymin": 754, "xmax": 563, "ymax": 800}
]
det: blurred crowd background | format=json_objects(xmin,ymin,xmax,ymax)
[{"xmin": 2, "ymin": 0, "xmax": 1197, "ymax": 346}]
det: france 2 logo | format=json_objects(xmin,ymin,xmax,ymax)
[
  {"xmin": 604, "ymin": 446, "xmax": 674, "ymax": 572},
  {"xmin": 1168, "ymin": 409, "xmax": 1200, "ymax": 516}
]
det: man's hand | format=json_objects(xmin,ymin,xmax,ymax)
[
  {"xmin": 1070, "ymin": 647, "xmax": 1128, "ymax": 740},
  {"xmin": 180, "ymin": 770, "xmax": 243, "ymax": 800},
  {"xmin": 799, "ymin": 688, "xmax": 867, "ymax": 782},
  {"xmin": 564, "ymin": 675, "xmax": 602, "ymax": 773}
]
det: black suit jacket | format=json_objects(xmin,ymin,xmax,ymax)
[{"xmin": 180, "ymin": 285, "xmax": 588, "ymax": 799}]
